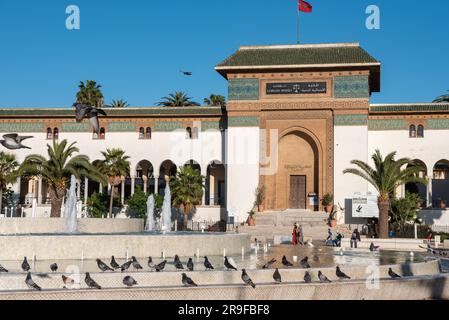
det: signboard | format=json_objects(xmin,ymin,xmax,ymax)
[
  {"xmin": 266, "ymin": 82, "xmax": 327, "ymax": 95},
  {"xmin": 352, "ymin": 194, "xmax": 379, "ymax": 218}
]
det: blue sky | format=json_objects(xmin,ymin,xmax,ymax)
[{"xmin": 0, "ymin": 0, "xmax": 448, "ymax": 108}]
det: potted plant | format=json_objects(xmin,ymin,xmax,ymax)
[
  {"xmin": 322, "ymin": 193, "xmax": 334, "ymax": 213},
  {"xmin": 254, "ymin": 186, "xmax": 266, "ymax": 212},
  {"xmin": 329, "ymin": 207, "xmax": 337, "ymax": 228},
  {"xmin": 247, "ymin": 210, "xmax": 256, "ymax": 226}
]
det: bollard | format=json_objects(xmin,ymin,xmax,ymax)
[
  {"xmin": 162, "ymin": 250, "xmax": 166, "ymax": 259},
  {"xmin": 223, "ymin": 248, "xmax": 226, "ymax": 257},
  {"xmin": 242, "ymin": 247, "xmax": 245, "ymax": 259},
  {"xmin": 293, "ymin": 256, "xmax": 298, "ymax": 263},
  {"xmin": 126, "ymin": 250, "xmax": 129, "ymax": 261}
]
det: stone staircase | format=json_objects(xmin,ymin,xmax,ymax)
[{"xmin": 238, "ymin": 210, "xmax": 330, "ymax": 243}]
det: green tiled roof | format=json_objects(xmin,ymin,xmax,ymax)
[
  {"xmin": 0, "ymin": 106, "xmax": 223, "ymax": 118},
  {"xmin": 216, "ymin": 43, "xmax": 379, "ymax": 69},
  {"xmin": 370, "ymin": 103, "xmax": 449, "ymax": 113}
]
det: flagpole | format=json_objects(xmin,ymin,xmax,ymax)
[{"xmin": 297, "ymin": 7, "xmax": 300, "ymax": 44}]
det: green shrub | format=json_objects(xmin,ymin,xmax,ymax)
[
  {"xmin": 126, "ymin": 188, "xmax": 147, "ymax": 219},
  {"xmin": 390, "ymin": 192, "xmax": 420, "ymax": 229},
  {"xmin": 86, "ymin": 192, "xmax": 108, "ymax": 218}
]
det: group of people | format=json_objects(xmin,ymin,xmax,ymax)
[{"xmin": 292, "ymin": 223, "xmax": 304, "ymax": 245}]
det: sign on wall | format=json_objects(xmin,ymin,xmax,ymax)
[
  {"xmin": 352, "ymin": 194, "xmax": 379, "ymax": 218},
  {"xmin": 266, "ymin": 82, "xmax": 327, "ymax": 95}
]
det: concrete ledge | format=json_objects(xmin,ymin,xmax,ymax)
[
  {"xmin": 0, "ymin": 218, "xmax": 144, "ymax": 235},
  {"xmin": 341, "ymin": 238, "xmax": 428, "ymax": 251},
  {"xmin": 0, "ymin": 275, "xmax": 447, "ymax": 300},
  {"xmin": 0, "ymin": 233, "xmax": 251, "ymax": 260}
]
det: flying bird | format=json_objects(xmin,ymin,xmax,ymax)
[
  {"xmin": 22, "ymin": 257, "xmax": 31, "ymax": 272},
  {"xmin": 388, "ymin": 268, "xmax": 401, "ymax": 279},
  {"xmin": 241, "ymin": 269, "xmax": 256, "ymax": 288},
  {"xmin": 182, "ymin": 273, "xmax": 198, "ymax": 287},
  {"xmin": 73, "ymin": 103, "xmax": 107, "ymax": 134},
  {"xmin": 282, "ymin": 256, "xmax": 293, "ymax": 267},
  {"xmin": 204, "ymin": 256, "xmax": 214, "ymax": 271},
  {"xmin": 148, "ymin": 257, "xmax": 157, "ymax": 271},
  {"xmin": 25, "ymin": 272, "xmax": 41, "ymax": 291},
  {"xmin": 304, "ymin": 271, "xmax": 312, "ymax": 283},
  {"xmin": 370, "ymin": 243, "xmax": 380, "ymax": 252},
  {"xmin": 180, "ymin": 70, "xmax": 193, "ymax": 76},
  {"xmin": 300, "ymin": 256, "xmax": 311, "ymax": 269},
  {"xmin": 155, "ymin": 260, "xmax": 167, "ymax": 272},
  {"xmin": 273, "ymin": 268, "xmax": 282, "ymax": 284},
  {"xmin": 187, "ymin": 258, "xmax": 194, "ymax": 271},
  {"xmin": 62, "ymin": 275, "xmax": 75, "ymax": 288},
  {"xmin": 123, "ymin": 276, "xmax": 138, "ymax": 287},
  {"xmin": 262, "ymin": 258, "xmax": 276, "ymax": 269},
  {"xmin": 174, "ymin": 255, "xmax": 184, "ymax": 270},
  {"xmin": 0, "ymin": 134, "xmax": 33, "ymax": 150},
  {"xmin": 121, "ymin": 260, "xmax": 133, "ymax": 272},
  {"xmin": 85, "ymin": 272, "xmax": 101, "ymax": 289},
  {"xmin": 336, "ymin": 266, "xmax": 351, "ymax": 280},
  {"xmin": 318, "ymin": 271, "xmax": 332, "ymax": 283},
  {"xmin": 110, "ymin": 256, "xmax": 120, "ymax": 270},
  {"xmin": 224, "ymin": 256, "xmax": 238, "ymax": 271},
  {"xmin": 131, "ymin": 256, "xmax": 143, "ymax": 271},
  {"xmin": 0, "ymin": 264, "xmax": 8, "ymax": 273},
  {"xmin": 96, "ymin": 259, "xmax": 114, "ymax": 272},
  {"xmin": 50, "ymin": 263, "xmax": 58, "ymax": 273}
]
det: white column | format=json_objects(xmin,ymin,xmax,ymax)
[
  {"xmin": 154, "ymin": 175, "xmax": 159, "ymax": 195},
  {"xmin": 37, "ymin": 177, "xmax": 43, "ymax": 205},
  {"xmin": 77, "ymin": 179, "xmax": 81, "ymax": 200},
  {"xmin": 99, "ymin": 183, "xmax": 103, "ymax": 194},
  {"xmin": 84, "ymin": 177, "xmax": 89, "ymax": 206},
  {"xmin": 210, "ymin": 175, "xmax": 216, "ymax": 206},
  {"xmin": 121, "ymin": 180, "xmax": 125, "ymax": 205},
  {"xmin": 201, "ymin": 167, "xmax": 207, "ymax": 206},
  {"xmin": 131, "ymin": 176, "xmax": 135, "ymax": 196},
  {"xmin": 428, "ymin": 177, "xmax": 433, "ymax": 208},
  {"xmin": 143, "ymin": 178, "xmax": 147, "ymax": 194}
]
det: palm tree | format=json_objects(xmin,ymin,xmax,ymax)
[
  {"xmin": 97, "ymin": 149, "xmax": 130, "ymax": 218},
  {"xmin": 433, "ymin": 92, "xmax": 449, "ymax": 103},
  {"xmin": 203, "ymin": 94, "xmax": 226, "ymax": 107},
  {"xmin": 343, "ymin": 150, "xmax": 427, "ymax": 239},
  {"xmin": 76, "ymin": 80, "xmax": 104, "ymax": 107},
  {"xmin": 0, "ymin": 152, "xmax": 20, "ymax": 213},
  {"xmin": 20, "ymin": 140, "xmax": 106, "ymax": 217},
  {"xmin": 110, "ymin": 99, "xmax": 129, "ymax": 108},
  {"xmin": 157, "ymin": 92, "xmax": 200, "ymax": 107},
  {"xmin": 170, "ymin": 166, "xmax": 205, "ymax": 230}
]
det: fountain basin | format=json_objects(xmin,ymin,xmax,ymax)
[
  {"xmin": 0, "ymin": 218, "xmax": 144, "ymax": 235},
  {"xmin": 0, "ymin": 232, "xmax": 251, "ymax": 260}
]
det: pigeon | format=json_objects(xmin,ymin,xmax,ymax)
[
  {"xmin": 180, "ymin": 70, "xmax": 193, "ymax": 76},
  {"xmin": 273, "ymin": 268, "xmax": 282, "ymax": 284},
  {"xmin": 174, "ymin": 255, "xmax": 184, "ymax": 270},
  {"xmin": 50, "ymin": 263, "xmax": 58, "ymax": 273},
  {"xmin": 318, "ymin": 271, "xmax": 332, "ymax": 283},
  {"xmin": 62, "ymin": 275, "xmax": 75, "ymax": 288},
  {"xmin": 262, "ymin": 258, "xmax": 276, "ymax": 269},
  {"xmin": 155, "ymin": 260, "xmax": 167, "ymax": 272},
  {"xmin": 300, "ymin": 256, "xmax": 311, "ymax": 269},
  {"xmin": 282, "ymin": 256, "xmax": 293, "ymax": 267},
  {"xmin": 21, "ymin": 257, "xmax": 31, "ymax": 272},
  {"xmin": 336, "ymin": 266, "xmax": 351, "ymax": 280},
  {"xmin": 370, "ymin": 243, "xmax": 380, "ymax": 252},
  {"xmin": 85, "ymin": 272, "xmax": 101, "ymax": 289},
  {"xmin": 96, "ymin": 259, "xmax": 114, "ymax": 272},
  {"xmin": 182, "ymin": 273, "xmax": 198, "ymax": 287},
  {"xmin": 0, "ymin": 134, "xmax": 33, "ymax": 150},
  {"xmin": 187, "ymin": 258, "xmax": 194, "ymax": 271},
  {"xmin": 241, "ymin": 269, "xmax": 256, "ymax": 288},
  {"xmin": 304, "ymin": 271, "xmax": 312, "ymax": 283},
  {"xmin": 25, "ymin": 272, "xmax": 41, "ymax": 291},
  {"xmin": 121, "ymin": 260, "xmax": 133, "ymax": 272},
  {"xmin": 110, "ymin": 256, "xmax": 120, "ymax": 270},
  {"xmin": 204, "ymin": 256, "xmax": 214, "ymax": 271},
  {"xmin": 73, "ymin": 103, "xmax": 107, "ymax": 134},
  {"xmin": 0, "ymin": 264, "xmax": 8, "ymax": 273},
  {"xmin": 148, "ymin": 257, "xmax": 156, "ymax": 271},
  {"xmin": 388, "ymin": 268, "xmax": 401, "ymax": 279},
  {"xmin": 224, "ymin": 256, "xmax": 237, "ymax": 271},
  {"xmin": 131, "ymin": 256, "xmax": 143, "ymax": 271},
  {"xmin": 123, "ymin": 276, "xmax": 138, "ymax": 287}
]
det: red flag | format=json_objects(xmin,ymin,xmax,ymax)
[{"xmin": 298, "ymin": 0, "xmax": 312, "ymax": 13}]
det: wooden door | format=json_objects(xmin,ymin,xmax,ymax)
[{"xmin": 290, "ymin": 176, "xmax": 306, "ymax": 209}]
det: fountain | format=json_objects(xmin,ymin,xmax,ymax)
[
  {"xmin": 161, "ymin": 181, "xmax": 172, "ymax": 233},
  {"xmin": 145, "ymin": 195, "xmax": 155, "ymax": 232},
  {"xmin": 64, "ymin": 175, "xmax": 78, "ymax": 234}
]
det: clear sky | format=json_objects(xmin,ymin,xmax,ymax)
[{"xmin": 0, "ymin": 0, "xmax": 448, "ymax": 108}]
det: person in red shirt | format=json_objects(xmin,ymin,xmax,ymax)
[{"xmin": 292, "ymin": 223, "xmax": 298, "ymax": 245}]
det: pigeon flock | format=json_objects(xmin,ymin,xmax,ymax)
[{"xmin": 0, "ymin": 253, "xmax": 409, "ymax": 291}]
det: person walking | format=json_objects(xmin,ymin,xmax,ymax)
[{"xmin": 297, "ymin": 224, "xmax": 304, "ymax": 245}]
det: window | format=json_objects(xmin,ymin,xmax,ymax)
[
  {"xmin": 53, "ymin": 128, "xmax": 59, "ymax": 140},
  {"xmin": 193, "ymin": 127, "xmax": 199, "ymax": 139},
  {"xmin": 139, "ymin": 127, "xmax": 145, "ymax": 139},
  {"xmin": 46, "ymin": 128, "xmax": 53, "ymax": 140},
  {"xmin": 417, "ymin": 125, "xmax": 424, "ymax": 138},
  {"xmin": 409, "ymin": 125, "xmax": 416, "ymax": 138},
  {"xmin": 145, "ymin": 127, "xmax": 152, "ymax": 139},
  {"xmin": 186, "ymin": 127, "xmax": 192, "ymax": 139}
]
